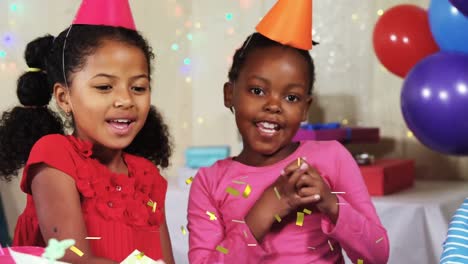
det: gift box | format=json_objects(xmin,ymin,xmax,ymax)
[
  {"xmin": 185, "ymin": 146, "xmax": 230, "ymax": 169},
  {"xmin": 293, "ymin": 124, "xmax": 380, "ymax": 144},
  {"xmin": 359, "ymin": 159, "xmax": 415, "ymax": 196}
]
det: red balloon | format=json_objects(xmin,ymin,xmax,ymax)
[{"xmin": 373, "ymin": 5, "xmax": 439, "ymax": 78}]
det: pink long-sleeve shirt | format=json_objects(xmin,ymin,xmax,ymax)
[{"xmin": 187, "ymin": 140, "xmax": 389, "ymax": 263}]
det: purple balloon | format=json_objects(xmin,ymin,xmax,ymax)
[
  {"xmin": 401, "ymin": 52, "xmax": 468, "ymax": 155},
  {"xmin": 449, "ymin": 0, "xmax": 468, "ymax": 17}
]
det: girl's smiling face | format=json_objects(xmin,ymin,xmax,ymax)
[
  {"xmin": 56, "ymin": 39, "xmax": 151, "ymax": 150},
  {"xmin": 224, "ymin": 45, "xmax": 312, "ymax": 165}
]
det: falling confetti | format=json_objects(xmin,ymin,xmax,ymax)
[
  {"xmin": 135, "ymin": 251, "xmax": 145, "ymax": 260},
  {"xmin": 303, "ymin": 208, "xmax": 312, "ymax": 215},
  {"xmin": 357, "ymin": 259, "xmax": 364, "ymax": 264},
  {"xmin": 216, "ymin": 245, "xmax": 229, "ymax": 254},
  {"xmin": 247, "ymin": 244, "xmax": 257, "ymax": 247},
  {"xmin": 274, "ymin": 214, "xmax": 282, "ymax": 223},
  {"xmin": 226, "ymin": 186, "xmax": 240, "ymax": 196},
  {"xmin": 232, "ymin": 219, "xmax": 245, "ymax": 224},
  {"xmin": 243, "ymin": 230, "xmax": 248, "ymax": 238},
  {"xmin": 274, "ymin": 187, "xmax": 281, "ymax": 200},
  {"xmin": 206, "ymin": 211, "xmax": 217, "ymax": 221},
  {"xmin": 242, "ymin": 184, "xmax": 252, "ymax": 198},
  {"xmin": 296, "ymin": 212, "xmax": 305, "ymax": 226},
  {"xmin": 185, "ymin": 176, "xmax": 194, "ymax": 185},
  {"xmin": 328, "ymin": 240, "xmax": 334, "ymax": 251},
  {"xmin": 232, "ymin": 180, "xmax": 246, "ymax": 185},
  {"xmin": 336, "ymin": 203, "xmax": 347, "ymax": 205},
  {"xmin": 69, "ymin": 246, "xmax": 84, "ymax": 257},
  {"xmin": 307, "ymin": 246, "xmax": 316, "ymax": 250},
  {"xmin": 331, "ymin": 191, "xmax": 346, "ymax": 194},
  {"xmin": 375, "ymin": 237, "xmax": 384, "ymax": 244},
  {"xmin": 297, "ymin": 157, "xmax": 301, "ymax": 167},
  {"xmin": 181, "ymin": 226, "xmax": 187, "ymax": 235},
  {"xmin": 85, "ymin": 237, "xmax": 101, "ymax": 240}
]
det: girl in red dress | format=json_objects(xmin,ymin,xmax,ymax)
[{"xmin": 0, "ymin": 1, "xmax": 175, "ymax": 263}]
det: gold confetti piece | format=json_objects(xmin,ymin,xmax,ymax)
[
  {"xmin": 247, "ymin": 244, "xmax": 257, "ymax": 247},
  {"xmin": 274, "ymin": 214, "xmax": 282, "ymax": 223},
  {"xmin": 242, "ymin": 184, "xmax": 252, "ymax": 198},
  {"xmin": 226, "ymin": 187, "xmax": 240, "ymax": 196},
  {"xmin": 232, "ymin": 180, "xmax": 246, "ymax": 185},
  {"xmin": 85, "ymin": 237, "xmax": 101, "ymax": 240},
  {"xmin": 185, "ymin": 176, "xmax": 194, "ymax": 185},
  {"xmin": 136, "ymin": 251, "xmax": 145, "ymax": 259},
  {"xmin": 328, "ymin": 240, "xmax": 334, "ymax": 251},
  {"xmin": 152, "ymin": 201, "xmax": 157, "ymax": 213},
  {"xmin": 181, "ymin": 225, "xmax": 187, "ymax": 235},
  {"xmin": 296, "ymin": 212, "xmax": 305, "ymax": 226},
  {"xmin": 206, "ymin": 211, "xmax": 217, "ymax": 221},
  {"xmin": 147, "ymin": 200, "xmax": 154, "ymax": 207},
  {"xmin": 357, "ymin": 259, "xmax": 364, "ymax": 264},
  {"xmin": 274, "ymin": 187, "xmax": 281, "ymax": 200},
  {"xmin": 375, "ymin": 237, "xmax": 384, "ymax": 244},
  {"xmin": 69, "ymin": 246, "xmax": 84, "ymax": 257},
  {"xmin": 303, "ymin": 208, "xmax": 312, "ymax": 215},
  {"xmin": 298, "ymin": 157, "xmax": 303, "ymax": 167},
  {"xmin": 331, "ymin": 191, "xmax": 346, "ymax": 194},
  {"xmin": 232, "ymin": 219, "xmax": 245, "ymax": 224},
  {"xmin": 216, "ymin": 245, "xmax": 229, "ymax": 254}
]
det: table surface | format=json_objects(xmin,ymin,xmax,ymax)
[{"xmin": 165, "ymin": 180, "xmax": 468, "ymax": 264}]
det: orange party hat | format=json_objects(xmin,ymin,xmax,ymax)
[
  {"xmin": 73, "ymin": 0, "xmax": 136, "ymax": 30},
  {"xmin": 256, "ymin": 0, "xmax": 313, "ymax": 50}
]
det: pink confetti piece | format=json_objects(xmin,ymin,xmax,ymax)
[
  {"xmin": 85, "ymin": 237, "xmax": 101, "ymax": 240},
  {"xmin": 328, "ymin": 240, "xmax": 334, "ymax": 251}
]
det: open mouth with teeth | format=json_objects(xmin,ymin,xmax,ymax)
[
  {"xmin": 256, "ymin": 121, "xmax": 280, "ymax": 135},
  {"xmin": 106, "ymin": 119, "xmax": 135, "ymax": 130}
]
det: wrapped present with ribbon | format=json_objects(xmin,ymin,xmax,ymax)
[{"xmin": 293, "ymin": 122, "xmax": 380, "ymax": 143}]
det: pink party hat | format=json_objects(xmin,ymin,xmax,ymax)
[{"xmin": 72, "ymin": 0, "xmax": 136, "ymax": 30}]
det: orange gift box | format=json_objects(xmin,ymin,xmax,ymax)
[{"xmin": 359, "ymin": 159, "xmax": 415, "ymax": 196}]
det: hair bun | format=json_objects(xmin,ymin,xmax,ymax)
[{"xmin": 24, "ymin": 35, "xmax": 54, "ymax": 69}]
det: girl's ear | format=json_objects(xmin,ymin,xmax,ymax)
[
  {"xmin": 54, "ymin": 83, "xmax": 72, "ymax": 114},
  {"xmin": 223, "ymin": 82, "xmax": 234, "ymax": 112},
  {"xmin": 302, "ymin": 96, "xmax": 313, "ymax": 121}
]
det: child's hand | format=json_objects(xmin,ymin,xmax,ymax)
[
  {"xmin": 278, "ymin": 158, "xmax": 339, "ymax": 222},
  {"xmin": 271, "ymin": 159, "xmax": 320, "ymax": 217}
]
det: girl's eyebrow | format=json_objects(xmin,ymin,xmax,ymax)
[
  {"xmin": 250, "ymin": 75, "xmax": 270, "ymax": 85},
  {"xmin": 90, "ymin": 73, "xmax": 149, "ymax": 81}
]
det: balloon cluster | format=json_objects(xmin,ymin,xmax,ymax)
[{"xmin": 373, "ymin": 0, "xmax": 468, "ymax": 155}]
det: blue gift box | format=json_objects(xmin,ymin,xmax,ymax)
[{"xmin": 185, "ymin": 146, "xmax": 230, "ymax": 169}]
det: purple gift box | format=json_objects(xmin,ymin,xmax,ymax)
[{"xmin": 293, "ymin": 126, "xmax": 380, "ymax": 143}]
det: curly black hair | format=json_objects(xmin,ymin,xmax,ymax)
[
  {"xmin": 0, "ymin": 25, "xmax": 172, "ymax": 181},
  {"xmin": 228, "ymin": 32, "xmax": 316, "ymax": 95}
]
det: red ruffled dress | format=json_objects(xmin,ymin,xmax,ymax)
[{"xmin": 12, "ymin": 134, "xmax": 167, "ymax": 262}]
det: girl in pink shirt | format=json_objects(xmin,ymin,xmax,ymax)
[
  {"xmin": 188, "ymin": 1, "xmax": 389, "ymax": 262},
  {"xmin": 187, "ymin": 31, "xmax": 389, "ymax": 264}
]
